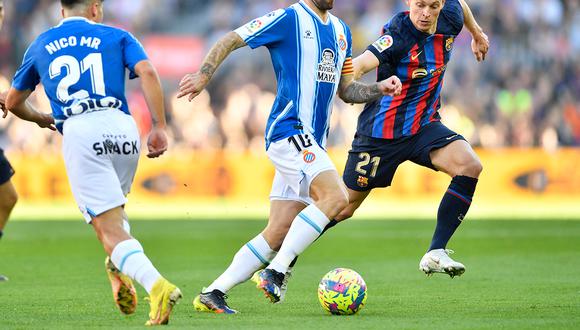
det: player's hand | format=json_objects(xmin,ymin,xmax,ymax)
[
  {"xmin": 471, "ymin": 32, "xmax": 489, "ymax": 62},
  {"xmin": 36, "ymin": 112, "xmax": 56, "ymax": 131},
  {"xmin": 147, "ymin": 126, "xmax": 168, "ymax": 158},
  {"xmin": 378, "ymin": 76, "xmax": 402, "ymax": 97},
  {"xmin": 0, "ymin": 91, "xmax": 8, "ymax": 118},
  {"xmin": 177, "ymin": 72, "xmax": 210, "ymax": 102}
]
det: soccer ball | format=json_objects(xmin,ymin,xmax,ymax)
[{"xmin": 318, "ymin": 268, "xmax": 367, "ymax": 315}]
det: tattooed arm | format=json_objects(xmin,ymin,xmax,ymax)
[
  {"xmin": 177, "ymin": 31, "xmax": 247, "ymax": 101},
  {"xmin": 338, "ymin": 73, "xmax": 402, "ymax": 104}
]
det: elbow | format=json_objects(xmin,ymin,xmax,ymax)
[{"xmin": 135, "ymin": 61, "xmax": 160, "ymax": 81}]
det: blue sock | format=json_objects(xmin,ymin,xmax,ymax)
[{"xmin": 429, "ymin": 176, "xmax": 478, "ymax": 251}]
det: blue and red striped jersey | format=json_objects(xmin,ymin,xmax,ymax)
[{"xmin": 356, "ymin": 0, "xmax": 463, "ymax": 139}]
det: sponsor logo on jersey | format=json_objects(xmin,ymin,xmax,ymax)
[
  {"xmin": 246, "ymin": 19, "xmax": 263, "ymax": 33},
  {"xmin": 429, "ymin": 64, "xmax": 447, "ymax": 77},
  {"xmin": 338, "ymin": 34, "xmax": 347, "ymax": 51},
  {"xmin": 93, "ymin": 139, "xmax": 139, "ymax": 156},
  {"xmin": 446, "ymin": 37, "xmax": 454, "ymax": 51},
  {"xmin": 357, "ymin": 175, "xmax": 369, "ymax": 188},
  {"xmin": 372, "ymin": 35, "xmax": 393, "ymax": 53},
  {"xmin": 303, "ymin": 150, "xmax": 316, "ymax": 163},
  {"xmin": 412, "ymin": 68, "xmax": 428, "ymax": 79},
  {"xmin": 317, "ymin": 48, "xmax": 337, "ymax": 83},
  {"xmin": 304, "ymin": 30, "xmax": 314, "ymax": 40}
]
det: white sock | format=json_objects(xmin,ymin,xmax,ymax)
[
  {"xmin": 205, "ymin": 234, "xmax": 277, "ymax": 293},
  {"xmin": 268, "ymin": 204, "xmax": 329, "ymax": 273},
  {"xmin": 111, "ymin": 239, "xmax": 162, "ymax": 294}
]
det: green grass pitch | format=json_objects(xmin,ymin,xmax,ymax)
[{"xmin": 0, "ymin": 220, "xmax": 579, "ymax": 329}]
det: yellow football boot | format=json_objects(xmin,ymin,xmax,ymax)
[
  {"xmin": 105, "ymin": 256, "xmax": 137, "ymax": 315},
  {"xmin": 145, "ymin": 278, "xmax": 182, "ymax": 326}
]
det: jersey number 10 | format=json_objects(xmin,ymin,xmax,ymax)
[{"xmin": 49, "ymin": 53, "xmax": 106, "ymax": 103}]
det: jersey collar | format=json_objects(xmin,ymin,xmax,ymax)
[
  {"xmin": 299, "ymin": 0, "xmax": 330, "ymax": 25},
  {"xmin": 56, "ymin": 16, "xmax": 93, "ymax": 27}
]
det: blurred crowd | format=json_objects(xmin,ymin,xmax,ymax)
[{"xmin": 0, "ymin": 0, "xmax": 578, "ymax": 154}]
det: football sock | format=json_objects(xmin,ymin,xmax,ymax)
[
  {"xmin": 288, "ymin": 219, "xmax": 338, "ymax": 268},
  {"xmin": 110, "ymin": 239, "xmax": 162, "ymax": 294},
  {"xmin": 429, "ymin": 175, "xmax": 478, "ymax": 251},
  {"xmin": 0, "ymin": 230, "xmax": 3, "ymax": 240},
  {"xmin": 268, "ymin": 204, "xmax": 330, "ymax": 274},
  {"xmin": 205, "ymin": 234, "xmax": 276, "ymax": 293}
]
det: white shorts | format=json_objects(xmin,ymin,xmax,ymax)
[
  {"xmin": 267, "ymin": 133, "xmax": 336, "ymax": 205},
  {"xmin": 62, "ymin": 110, "xmax": 140, "ymax": 223}
]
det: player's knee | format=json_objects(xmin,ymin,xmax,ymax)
[{"xmin": 460, "ymin": 157, "xmax": 483, "ymax": 178}]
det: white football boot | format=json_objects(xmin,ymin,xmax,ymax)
[{"xmin": 419, "ymin": 249, "xmax": 465, "ymax": 278}]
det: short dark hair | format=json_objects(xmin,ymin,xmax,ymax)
[{"xmin": 61, "ymin": 0, "xmax": 102, "ymax": 9}]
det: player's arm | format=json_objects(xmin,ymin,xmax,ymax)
[
  {"xmin": 177, "ymin": 32, "xmax": 247, "ymax": 101},
  {"xmin": 458, "ymin": 0, "xmax": 489, "ymax": 62},
  {"xmin": 2, "ymin": 88, "xmax": 55, "ymax": 130},
  {"xmin": 353, "ymin": 50, "xmax": 381, "ymax": 80},
  {"xmin": 338, "ymin": 71, "xmax": 401, "ymax": 104},
  {"xmin": 134, "ymin": 60, "xmax": 167, "ymax": 158}
]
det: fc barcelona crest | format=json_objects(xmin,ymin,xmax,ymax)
[
  {"xmin": 357, "ymin": 176, "xmax": 369, "ymax": 188},
  {"xmin": 445, "ymin": 37, "xmax": 454, "ymax": 51}
]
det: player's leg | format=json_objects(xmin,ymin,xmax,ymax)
[
  {"xmin": 194, "ymin": 198, "xmax": 303, "ymax": 313},
  {"xmin": 0, "ymin": 150, "xmax": 17, "ymax": 282},
  {"xmin": 412, "ymin": 124, "xmax": 482, "ymax": 277},
  {"xmin": 335, "ymin": 188, "xmax": 371, "ymax": 222},
  {"xmin": 429, "ymin": 139, "xmax": 482, "ymax": 250},
  {"xmin": 259, "ymin": 168, "xmax": 349, "ymax": 303}
]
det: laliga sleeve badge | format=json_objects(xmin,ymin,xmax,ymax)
[
  {"xmin": 357, "ymin": 176, "xmax": 369, "ymax": 188},
  {"xmin": 372, "ymin": 35, "xmax": 393, "ymax": 53},
  {"xmin": 303, "ymin": 150, "xmax": 316, "ymax": 163}
]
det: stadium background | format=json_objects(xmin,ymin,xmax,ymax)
[
  {"xmin": 1, "ymin": 1, "xmax": 579, "ymax": 329},
  {"xmin": 0, "ymin": 0, "xmax": 579, "ymax": 220}
]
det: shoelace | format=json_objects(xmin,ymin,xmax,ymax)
[
  {"xmin": 445, "ymin": 249, "xmax": 455, "ymax": 255},
  {"xmin": 212, "ymin": 291, "xmax": 229, "ymax": 307}
]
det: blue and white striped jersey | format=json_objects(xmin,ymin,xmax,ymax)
[
  {"xmin": 12, "ymin": 17, "xmax": 148, "ymax": 133},
  {"xmin": 235, "ymin": 1, "xmax": 353, "ymax": 149}
]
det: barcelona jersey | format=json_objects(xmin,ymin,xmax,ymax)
[{"xmin": 356, "ymin": 0, "xmax": 464, "ymax": 139}]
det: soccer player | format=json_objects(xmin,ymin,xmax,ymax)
[
  {"xmin": 4, "ymin": 0, "xmax": 181, "ymax": 325},
  {"xmin": 178, "ymin": 0, "xmax": 402, "ymax": 312},
  {"xmin": 336, "ymin": 0, "xmax": 490, "ymax": 277},
  {"xmin": 0, "ymin": 0, "xmax": 18, "ymax": 283}
]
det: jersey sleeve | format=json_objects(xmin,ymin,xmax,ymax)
[
  {"xmin": 234, "ymin": 9, "xmax": 290, "ymax": 49},
  {"xmin": 11, "ymin": 43, "xmax": 40, "ymax": 92},
  {"xmin": 122, "ymin": 31, "xmax": 149, "ymax": 79},
  {"xmin": 367, "ymin": 29, "xmax": 396, "ymax": 67},
  {"xmin": 341, "ymin": 25, "xmax": 354, "ymax": 75},
  {"xmin": 439, "ymin": 0, "xmax": 464, "ymax": 36}
]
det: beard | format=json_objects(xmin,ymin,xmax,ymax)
[{"xmin": 312, "ymin": 0, "xmax": 334, "ymax": 10}]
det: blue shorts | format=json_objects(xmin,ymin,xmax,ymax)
[
  {"xmin": 0, "ymin": 148, "xmax": 15, "ymax": 185},
  {"xmin": 343, "ymin": 121, "xmax": 465, "ymax": 191}
]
